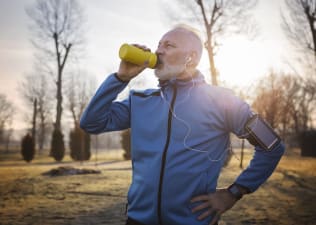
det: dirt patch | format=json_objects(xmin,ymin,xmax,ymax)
[{"xmin": 42, "ymin": 166, "xmax": 101, "ymax": 176}]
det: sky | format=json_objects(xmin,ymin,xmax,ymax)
[{"xmin": 0, "ymin": 0, "xmax": 298, "ymax": 130}]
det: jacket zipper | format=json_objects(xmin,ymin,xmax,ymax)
[{"xmin": 157, "ymin": 85, "xmax": 177, "ymax": 225}]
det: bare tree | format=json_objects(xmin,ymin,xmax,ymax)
[
  {"xmin": 252, "ymin": 71, "xmax": 315, "ymax": 146},
  {"xmin": 295, "ymin": 76, "xmax": 316, "ymax": 131},
  {"xmin": 163, "ymin": 0, "xmax": 258, "ymax": 85},
  {"xmin": 0, "ymin": 94, "xmax": 15, "ymax": 145},
  {"xmin": 66, "ymin": 70, "xmax": 96, "ymax": 127},
  {"xmin": 26, "ymin": 0, "xmax": 85, "ymax": 132},
  {"xmin": 19, "ymin": 72, "xmax": 53, "ymax": 153},
  {"xmin": 252, "ymin": 72, "xmax": 284, "ymax": 130},
  {"xmin": 4, "ymin": 128, "xmax": 14, "ymax": 153},
  {"xmin": 281, "ymin": 0, "xmax": 316, "ymax": 131},
  {"xmin": 32, "ymin": 98, "xmax": 38, "ymax": 145},
  {"xmin": 282, "ymin": 0, "xmax": 316, "ymax": 59},
  {"xmin": 277, "ymin": 75, "xmax": 301, "ymax": 140},
  {"xmin": 281, "ymin": 74, "xmax": 315, "ymax": 138},
  {"xmin": 65, "ymin": 70, "xmax": 95, "ymax": 162}
]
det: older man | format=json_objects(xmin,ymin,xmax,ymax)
[{"xmin": 80, "ymin": 25, "xmax": 285, "ymax": 225}]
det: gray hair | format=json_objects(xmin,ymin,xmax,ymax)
[{"xmin": 172, "ymin": 24, "xmax": 203, "ymax": 65}]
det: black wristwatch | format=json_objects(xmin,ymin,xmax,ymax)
[{"xmin": 227, "ymin": 183, "xmax": 243, "ymax": 200}]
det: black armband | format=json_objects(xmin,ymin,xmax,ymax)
[{"xmin": 245, "ymin": 115, "xmax": 281, "ymax": 151}]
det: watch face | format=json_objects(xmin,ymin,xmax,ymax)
[{"xmin": 228, "ymin": 184, "xmax": 242, "ymax": 200}]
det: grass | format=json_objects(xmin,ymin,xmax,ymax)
[{"xmin": 0, "ymin": 148, "xmax": 315, "ymax": 225}]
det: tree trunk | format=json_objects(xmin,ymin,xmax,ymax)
[
  {"xmin": 305, "ymin": 5, "xmax": 316, "ymax": 57},
  {"xmin": 5, "ymin": 129, "xmax": 13, "ymax": 153},
  {"xmin": 239, "ymin": 139, "xmax": 245, "ymax": 169},
  {"xmin": 55, "ymin": 76, "xmax": 63, "ymax": 131},
  {"xmin": 206, "ymin": 39, "xmax": 218, "ymax": 86},
  {"xmin": 197, "ymin": 0, "xmax": 219, "ymax": 86},
  {"xmin": 53, "ymin": 32, "xmax": 71, "ymax": 131},
  {"xmin": 32, "ymin": 98, "xmax": 37, "ymax": 144},
  {"xmin": 38, "ymin": 105, "xmax": 45, "ymax": 153}
]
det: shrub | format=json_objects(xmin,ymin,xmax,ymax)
[
  {"xmin": 21, "ymin": 133, "xmax": 35, "ymax": 162},
  {"xmin": 69, "ymin": 126, "xmax": 91, "ymax": 161},
  {"xmin": 121, "ymin": 129, "xmax": 131, "ymax": 160},
  {"xmin": 299, "ymin": 130, "xmax": 316, "ymax": 157},
  {"xmin": 50, "ymin": 129, "xmax": 65, "ymax": 161}
]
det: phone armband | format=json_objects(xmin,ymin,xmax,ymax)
[{"xmin": 245, "ymin": 115, "xmax": 281, "ymax": 151}]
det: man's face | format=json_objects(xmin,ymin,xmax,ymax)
[{"xmin": 154, "ymin": 29, "xmax": 189, "ymax": 80}]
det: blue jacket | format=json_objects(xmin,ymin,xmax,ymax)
[{"xmin": 80, "ymin": 72, "xmax": 285, "ymax": 225}]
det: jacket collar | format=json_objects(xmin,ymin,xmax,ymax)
[{"xmin": 158, "ymin": 70, "xmax": 205, "ymax": 88}]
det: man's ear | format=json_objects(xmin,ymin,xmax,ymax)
[{"xmin": 187, "ymin": 52, "xmax": 198, "ymax": 67}]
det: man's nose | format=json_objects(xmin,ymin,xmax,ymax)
[{"xmin": 155, "ymin": 46, "xmax": 164, "ymax": 55}]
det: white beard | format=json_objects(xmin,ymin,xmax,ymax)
[{"xmin": 154, "ymin": 63, "xmax": 186, "ymax": 80}]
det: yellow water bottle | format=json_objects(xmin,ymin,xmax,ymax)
[{"xmin": 119, "ymin": 43, "xmax": 157, "ymax": 69}]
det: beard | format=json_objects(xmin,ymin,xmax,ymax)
[{"xmin": 154, "ymin": 63, "xmax": 186, "ymax": 80}]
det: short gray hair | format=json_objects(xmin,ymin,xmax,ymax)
[{"xmin": 172, "ymin": 24, "xmax": 203, "ymax": 65}]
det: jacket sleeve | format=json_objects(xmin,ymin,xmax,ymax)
[
  {"xmin": 223, "ymin": 92, "xmax": 285, "ymax": 193},
  {"xmin": 234, "ymin": 142, "xmax": 285, "ymax": 192},
  {"xmin": 80, "ymin": 73, "xmax": 131, "ymax": 134}
]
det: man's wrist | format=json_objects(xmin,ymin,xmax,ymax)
[{"xmin": 227, "ymin": 183, "xmax": 249, "ymax": 200}]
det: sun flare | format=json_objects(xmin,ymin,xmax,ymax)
[{"xmin": 199, "ymin": 36, "xmax": 278, "ymax": 87}]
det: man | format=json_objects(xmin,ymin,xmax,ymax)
[{"xmin": 80, "ymin": 25, "xmax": 285, "ymax": 225}]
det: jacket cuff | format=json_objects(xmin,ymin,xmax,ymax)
[{"xmin": 114, "ymin": 73, "xmax": 130, "ymax": 83}]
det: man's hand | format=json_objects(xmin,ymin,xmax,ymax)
[
  {"xmin": 117, "ymin": 44, "xmax": 151, "ymax": 82},
  {"xmin": 191, "ymin": 188, "xmax": 237, "ymax": 225}
]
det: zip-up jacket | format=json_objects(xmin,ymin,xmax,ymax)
[{"xmin": 80, "ymin": 72, "xmax": 285, "ymax": 225}]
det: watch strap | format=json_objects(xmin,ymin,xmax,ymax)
[{"xmin": 228, "ymin": 183, "xmax": 243, "ymax": 200}]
